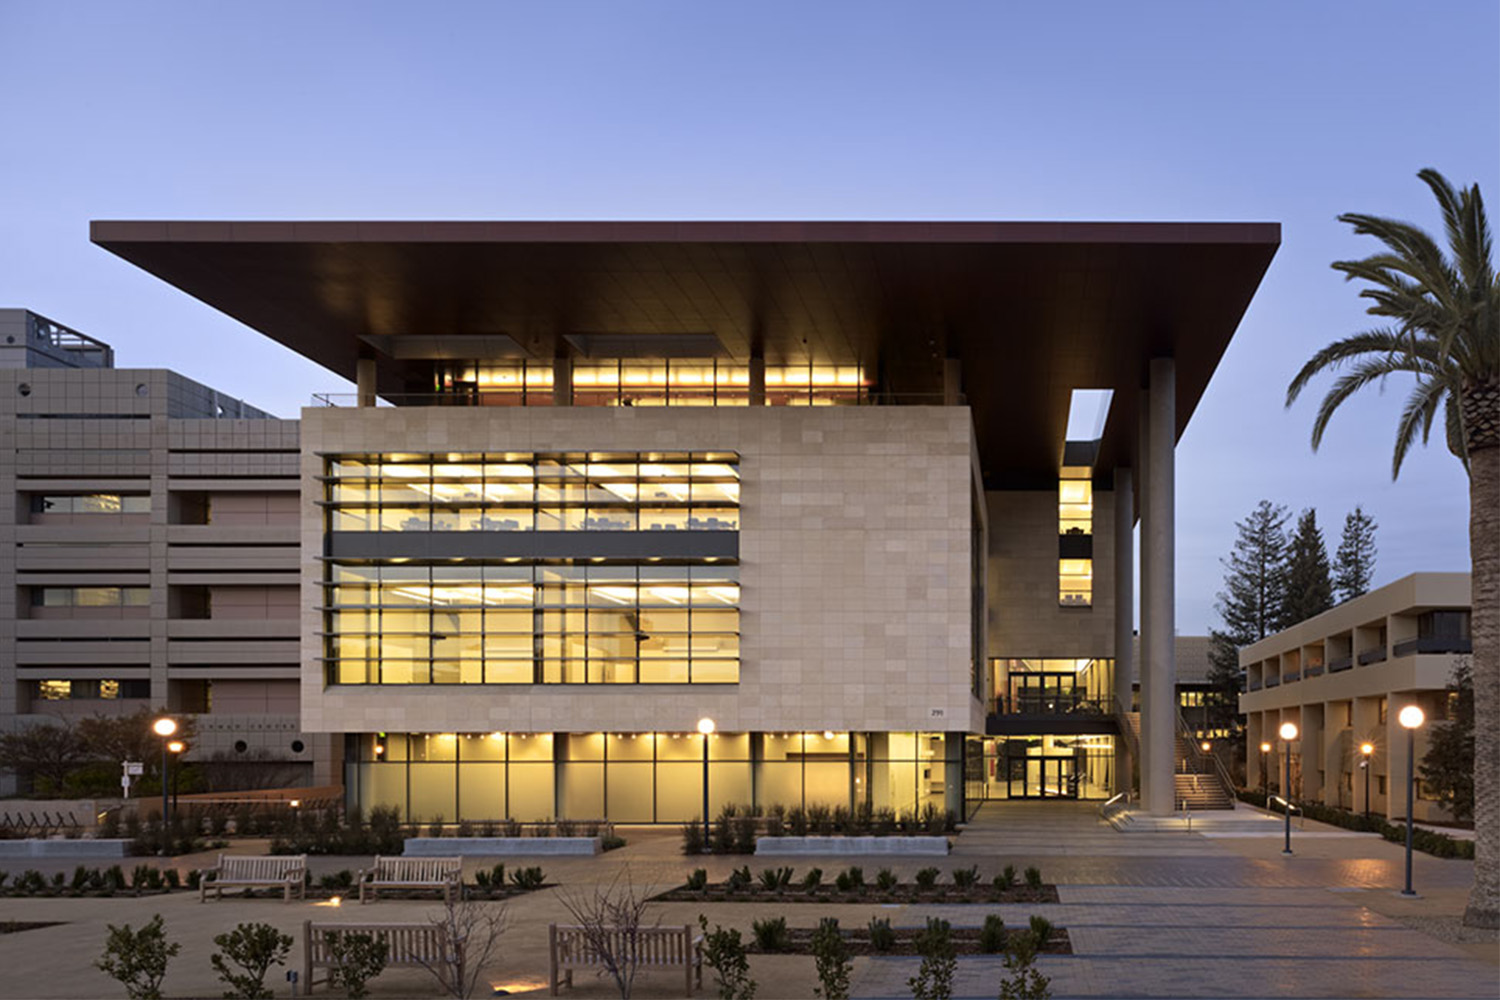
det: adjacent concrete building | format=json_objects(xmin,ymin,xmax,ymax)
[{"xmin": 1239, "ymin": 572, "xmax": 1472, "ymax": 822}]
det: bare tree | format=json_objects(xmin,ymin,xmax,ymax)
[
  {"xmin": 413, "ymin": 894, "xmax": 509, "ymax": 999},
  {"xmin": 555, "ymin": 869, "xmax": 656, "ymax": 999}
]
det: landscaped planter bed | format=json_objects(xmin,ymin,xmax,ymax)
[
  {"xmin": 746, "ymin": 925, "xmax": 1072, "ymax": 956},
  {"xmin": 654, "ymin": 871, "xmax": 1059, "ymax": 904},
  {"xmin": 755, "ymin": 835, "xmax": 950, "ymax": 856},
  {"xmin": 0, "ymin": 838, "xmax": 133, "ymax": 858},
  {"xmin": 405, "ymin": 835, "xmax": 601, "ymax": 856}
]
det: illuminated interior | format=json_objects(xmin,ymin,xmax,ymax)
[
  {"xmin": 441, "ymin": 360, "xmax": 870, "ymax": 407},
  {"xmin": 1058, "ymin": 471, "xmax": 1093, "ymax": 606},
  {"xmin": 346, "ymin": 730, "xmax": 956, "ymax": 822}
]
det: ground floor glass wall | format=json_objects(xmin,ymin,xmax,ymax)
[
  {"xmin": 345, "ymin": 731, "xmax": 961, "ymax": 822},
  {"xmin": 977, "ymin": 735, "xmax": 1114, "ymax": 800}
]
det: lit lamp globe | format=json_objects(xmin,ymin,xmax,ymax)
[
  {"xmin": 1278, "ymin": 721, "xmax": 1299, "ymax": 742},
  {"xmin": 1360, "ymin": 742, "xmax": 1375, "ymax": 756},
  {"xmin": 696, "ymin": 717, "xmax": 716, "ymax": 736},
  {"xmin": 1260, "ymin": 742, "xmax": 1272, "ymax": 754},
  {"xmin": 1200, "ymin": 741, "xmax": 1212, "ymax": 753},
  {"xmin": 167, "ymin": 741, "xmax": 185, "ymax": 754},
  {"xmin": 1398, "ymin": 705, "xmax": 1425, "ymax": 730},
  {"xmin": 152, "ymin": 717, "xmax": 177, "ymax": 738}
]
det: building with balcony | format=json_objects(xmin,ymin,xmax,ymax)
[
  {"xmin": 0, "ymin": 219, "xmax": 1278, "ymax": 819},
  {"xmin": 1239, "ymin": 572, "xmax": 1472, "ymax": 822}
]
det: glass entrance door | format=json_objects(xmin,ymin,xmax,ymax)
[{"xmin": 1008, "ymin": 755, "xmax": 1077, "ymax": 799}]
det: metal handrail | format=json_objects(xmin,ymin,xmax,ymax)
[
  {"xmin": 1099, "ymin": 791, "xmax": 1131, "ymax": 823},
  {"xmin": 1176, "ymin": 707, "xmax": 1236, "ymax": 802},
  {"xmin": 1267, "ymin": 795, "xmax": 1306, "ymax": 829}
]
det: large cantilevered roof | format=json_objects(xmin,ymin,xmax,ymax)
[{"xmin": 90, "ymin": 220, "xmax": 1278, "ymax": 486}]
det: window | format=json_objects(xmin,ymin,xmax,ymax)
[
  {"xmin": 32, "ymin": 587, "xmax": 149, "ymax": 608},
  {"xmin": 37, "ymin": 680, "xmax": 71, "ymax": 701},
  {"xmin": 1179, "ymin": 691, "xmax": 1205, "ymax": 707},
  {"xmin": 34, "ymin": 679, "xmax": 147, "ymax": 700},
  {"xmin": 451, "ymin": 360, "xmax": 869, "ymax": 407},
  {"xmin": 1058, "ymin": 473, "xmax": 1092, "ymax": 606},
  {"xmin": 32, "ymin": 494, "xmax": 149, "ymax": 515},
  {"xmin": 326, "ymin": 452, "xmax": 739, "ymax": 533}
]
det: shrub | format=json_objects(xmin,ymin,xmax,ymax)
[
  {"xmin": 1024, "ymin": 866, "xmax": 1043, "ymax": 890},
  {"xmin": 873, "ymin": 807, "xmax": 897, "ymax": 836},
  {"xmin": 908, "ymin": 917, "xmax": 955, "ymax": 1000},
  {"xmin": 71, "ymin": 865, "xmax": 92, "ymax": 892},
  {"xmin": 811, "ymin": 918, "xmax": 851, "ymax": 1000},
  {"xmin": 801, "ymin": 867, "xmax": 823, "ymax": 891},
  {"xmin": 914, "ymin": 866, "xmax": 940, "ymax": 889},
  {"xmin": 319, "ymin": 870, "xmax": 355, "ymax": 891},
  {"xmin": 726, "ymin": 865, "xmax": 753, "ymax": 893},
  {"xmin": 994, "ymin": 865, "xmax": 1016, "ymax": 890},
  {"xmin": 712, "ymin": 805, "xmax": 737, "ymax": 854},
  {"xmin": 751, "ymin": 915, "xmax": 790, "ymax": 952},
  {"xmin": 733, "ymin": 815, "xmax": 759, "ymax": 854},
  {"xmin": 211, "ymin": 922, "xmax": 294, "ymax": 999},
  {"xmin": 684, "ymin": 868, "xmax": 708, "ymax": 892},
  {"xmin": 322, "ymin": 931, "xmax": 388, "ymax": 999},
  {"xmin": 1028, "ymin": 915, "xmax": 1053, "ymax": 945},
  {"xmin": 163, "ymin": 869, "xmax": 180, "ymax": 890},
  {"xmin": 601, "ymin": 833, "xmax": 627, "ymax": 851},
  {"xmin": 998, "ymin": 930, "xmax": 1051, "ymax": 1000},
  {"xmin": 509, "ymin": 866, "xmax": 545, "ymax": 891},
  {"xmin": 875, "ymin": 868, "xmax": 898, "ymax": 891},
  {"xmin": 555, "ymin": 818, "xmax": 577, "ymax": 837},
  {"xmin": 809, "ymin": 804, "xmax": 834, "ymax": 836},
  {"xmin": 501, "ymin": 817, "xmax": 523, "ymax": 838},
  {"xmin": 979, "ymin": 914, "xmax": 1007, "ymax": 953},
  {"xmin": 867, "ymin": 916, "xmax": 896, "ymax": 953},
  {"xmin": 104, "ymin": 865, "xmax": 127, "ymax": 891},
  {"xmin": 473, "ymin": 864, "xmax": 505, "ymax": 891},
  {"xmin": 95, "ymin": 914, "xmax": 180, "ymax": 1000},
  {"xmin": 757, "ymin": 866, "xmax": 793, "ymax": 892},
  {"xmin": 952, "ymin": 865, "xmax": 979, "ymax": 888},
  {"xmin": 787, "ymin": 806, "xmax": 809, "ymax": 836},
  {"xmin": 698, "ymin": 915, "xmax": 756, "ymax": 1000},
  {"xmin": 681, "ymin": 821, "xmax": 706, "ymax": 855},
  {"xmin": 833, "ymin": 866, "xmax": 864, "ymax": 892},
  {"xmin": 186, "ymin": 869, "xmax": 202, "ymax": 891}
]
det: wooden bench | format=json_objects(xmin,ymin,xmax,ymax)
[
  {"xmin": 199, "ymin": 853, "xmax": 307, "ymax": 902},
  {"xmin": 303, "ymin": 920, "xmax": 446, "ymax": 994},
  {"xmin": 549, "ymin": 923, "xmax": 702, "ymax": 997},
  {"xmin": 357, "ymin": 855, "xmax": 462, "ymax": 903}
]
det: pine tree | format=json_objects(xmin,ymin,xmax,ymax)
[
  {"xmin": 1334, "ymin": 506, "xmax": 1378, "ymax": 602},
  {"xmin": 1421, "ymin": 661, "xmax": 1475, "ymax": 822},
  {"xmin": 1282, "ymin": 508, "xmax": 1334, "ymax": 625},
  {"xmin": 1215, "ymin": 500, "xmax": 1290, "ymax": 644},
  {"xmin": 1204, "ymin": 629, "xmax": 1245, "ymax": 739}
]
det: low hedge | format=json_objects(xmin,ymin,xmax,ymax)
[{"xmin": 1236, "ymin": 790, "xmax": 1474, "ymax": 859}]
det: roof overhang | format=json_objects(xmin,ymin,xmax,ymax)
[{"xmin": 90, "ymin": 220, "xmax": 1279, "ymax": 486}]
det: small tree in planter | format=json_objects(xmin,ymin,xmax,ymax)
[
  {"xmin": 698, "ymin": 915, "xmax": 756, "ymax": 999},
  {"xmin": 810, "ymin": 918, "xmax": 851, "ymax": 1000},
  {"xmin": 323, "ymin": 931, "xmax": 388, "ymax": 999},
  {"xmin": 413, "ymin": 894, "xmax": 509, "ymax": 998},
  {"xmin": 211, "ymin": 922, "xmax": 294, "ymax": 1000},
  {"xmin": 556, "ymin": 869, "xmax": 655, "ymax": 999},
  {"xmin": 907, "ymin": 917, "xmax": 955, "ymax": 1000},
  {"xmin": 95, "ymin": 914, "xmax": 181, "ymax": 1000}
]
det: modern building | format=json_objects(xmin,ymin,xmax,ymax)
[
  {"xmin": 0, "ymin": 308, "xmax": 327, "ymax": 795},
  {"xmin": 2, "ymin": 219, "xmax": 1278, "ymax": 820},
  {"xmin": 1238, "ymin": 572, "xmax": 1472, "ymax": 821}
]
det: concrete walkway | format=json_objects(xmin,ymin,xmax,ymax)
[{"xmin": 0, "ymin": 803, "xmax": 1493, "ymax": 998}]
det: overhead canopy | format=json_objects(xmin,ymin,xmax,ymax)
[{"xmin": 90, "ymin": 220, "xmax": 1278, "ymax": 486}]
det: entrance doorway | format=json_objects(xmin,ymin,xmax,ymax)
[
  {"xmin": 1007, "ymin": 755, "xmax": 1077, "ymax": 799},
  {"xmin": 980, "ymin": 735, "xmax": 1112, "ymax": 800}
]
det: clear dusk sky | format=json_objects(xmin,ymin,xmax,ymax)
[{"xmin": 1, "ymin": 1, "xmax": 1495, "ymax": 634}]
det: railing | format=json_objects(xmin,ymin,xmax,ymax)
[
  {"xmin": 1303, "ymin": 664, "xmax": 1324, "ymax": 677},
  {"xmin": 1175, "ymin": 707, "xmax": 1235, "ymax": 804},
  {"xmin": 1267, "ymin": 795, "xmax": 1306, "ymax": 829},
  {"xmin": 310, "ymin": 390, "xmax": 963, "ymax": 408},
  {"xmin": 995, "ymin": 695, "xmax": 1110, "ymax": 717},
  {"xmin": 1357, "ymin": 647, "xmax": 1388, "ymax": 665},
  {"xmin": 1246, "ymin": 679, "xmax": 1262, "ymax": 691},
  {"xmin": 1099, "ymin": 791, "xmax": 1131, "ymax": 824},
  {"xmin": 1393, "ymin": 636, "xmax": 1472, "ymax": 656},
  {"xmin": 1328, "ymin": 655, "xmax": 1353, "ymax": 672},
  {"xmin": 1264, "ymin": 675, "xmax": 1280, "ymax": 687}
]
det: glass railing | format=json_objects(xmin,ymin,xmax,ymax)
[{"xmin": 994, "ymin": 694, "xmax": 1110, "ymax": 717}]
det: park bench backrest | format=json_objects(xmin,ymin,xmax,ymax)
[
  {"xmin": 218, "ymin": 854, "xmax": 305, "ymax": 880},
  {"xmin": 554, "ymin": 925, "xmax": 694, "ymax": 967},
  {"xmin": 305, "ymin": 921, "xmax": 446, "ymax": 966},
  {"xmin": 370, "ymin": 856, "xmax": 460, "ymax": 882}
]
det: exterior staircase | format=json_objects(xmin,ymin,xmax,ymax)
[{"xmin": 1173, "ymin": 730, "xmax": 1235, "ymax": 810}]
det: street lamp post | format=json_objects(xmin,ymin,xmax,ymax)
[
  {"xmin": 1278, "ymin": 721, "xmax": 1298, "ymax": 855},
  {"xmin": 697, "ymin": 718, "xmax": 715, "ymax": 848},
  {"xmin": 167, "ymin": 740, "xmax": 185, "ymax": 814},
  {"xmin": 1359, "ymin": 741, "xmax": 1375, "ymax": 820},
  {"xmin": 152, "ymin": 717, "xmax": 178, "ymax": 854},
  {"xmin": 1398, "ymin": 706, "xmax": 1425, "ymax": 897},
  {"xmin": 1260, "ymin": 742, "xmax": 1271, "ymax": 794}
]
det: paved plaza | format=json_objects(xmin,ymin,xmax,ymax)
[{"xmin": 0, "ymin": 802, "xmax": 1493, "ymax": 999}]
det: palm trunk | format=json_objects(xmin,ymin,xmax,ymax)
[{"xmin": 1463, "ymin": 407, "xmax": 1499, "ymax": 928}]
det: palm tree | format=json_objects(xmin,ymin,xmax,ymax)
[{"xmin": 1286, "ymin": 168, "xmax": 1498, "ymax": 928}]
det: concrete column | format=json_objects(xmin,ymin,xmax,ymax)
[
  {"xmin": 1112, "ymin": 467, "xmax": 1135, "ymax": 796},
  {"xmin": 943, "ymin": 734, "xmax": 965, "ymax": 817},
  {"xmin": 1137, "ymin": 398, "xmax": 1153, "ymax": 807},
  {"xmin": 552, "ymin": 355, "xmax": 573, "ymax": 405},
  {"xmin": 1352, "ymin": 695, "xmax": 1380, "ymax": 815},
  {"xmin": 1322, "ymin": 701, "xmax": 1346, "ymax": 809},
  {"xmin": 1301, "ymin": 702, "xmax": 1324, "ymax": 803},
  {"xmin": 1144, "ymin": 358, "xmax": 1176, "ymax": 816},
  {"xmin": 942, "ymin": 358, "xmax": 963, "ymax": 405},
  {"xmin": 1247, "ymin": 713, "xmax": 1267, "ymax": 792},
  {"xmin": 355, "ymin": 358, "xmax": 377, "ymax": 407},
  {"xmin": 748, "ymin": 356, "xmax": 766, "ymax": 406}
]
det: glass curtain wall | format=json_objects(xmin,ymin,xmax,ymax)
[
  {"xmin": 346, "ymin": 731, "xmax": 958, "ymax": 822},
  {"xmin": 979, "ymin": 735, "xmax": 1115, "ymax": 800},
  {"xmin": 443, "ymin": 361, "xmax": 870, "ymax": 407},
  {"xmin": 991, "ymin": 658, "xmax": 1114, "ymax": 715}
]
